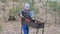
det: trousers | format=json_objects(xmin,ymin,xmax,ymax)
[{"xmin": 22, "ymin": 24, "xmax": 29, "ymax": 34}]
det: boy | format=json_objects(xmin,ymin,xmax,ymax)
[{"xmin": 20, "ymin": 3, "xmax": 34, "ymax": 34}]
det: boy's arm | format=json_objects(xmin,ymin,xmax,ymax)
[
  {"xmin": 19, "ymin": 11, "xmax": 31, "ymax": 22},
  {"xmin": 18, "ymin": 11, "xmax": 24, "ymax": 18},
  {"xmin": 30, "ymin": 11, "xmax": 34, "ymax": 19}
]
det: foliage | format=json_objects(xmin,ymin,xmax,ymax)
[
  {"xmin": 0, "ymin": 24, "xmax": 2, "ymax": 32},
  {"xmin": 48, "ymin": 1, "xmax": 57, "ymax": 12},
  {"xmin": 9, "ymin": 0, "xmax": 39, "ymax": 17},
  {"xmin": 48, "ymin": 1, "xmax": 60, "ymax": 16},
  {"xmin": 14, "ymin": 0, "xmax": 20, "ymax": 2},
  {"xmin": 23, "ymin": 0, "xmax": 39, "ymax": 15},
  {"xmin": 9, "ymin": 7, "xmax": 22, "ymax": 17},
  {"xmin": 0, "ymin": 0, "xmax": 9, "ymax": 3}
]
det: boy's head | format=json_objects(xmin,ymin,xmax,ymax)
[{"xmin": 24, "ymin": 3, "xmax": 30, "ymax": 11}]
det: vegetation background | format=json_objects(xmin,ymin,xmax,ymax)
[{"xmin": 0, "ymin": 0, "xmax": 60, "ymax": 34}]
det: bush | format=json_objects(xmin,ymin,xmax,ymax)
[
  {"xmin": 9, "ymin": 0, "xmax": 39, "ymax": 18},
  {"xmin": 0, "ymin": 0, "xmax": 9, "ymax": 3},
  {"xmin": 0, "ymin": 24, "xmax": 2, "ymax": 32},
  {"xmin": 48, "ymin": 1, "xmax": 60, "ymax": 16},
  {"xmin": 48, "ymin": 1, "xmax": 57, "ymax": 12}
]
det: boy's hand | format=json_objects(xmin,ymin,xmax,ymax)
[
  {"xmin": 25, "ymin": 18, "xmax": 31, "ymax": 22},
  {"xmin": 20, "ymin": 14, "xmax": 22, "ymax": 17},
  {"xmin": 19, "ymin": 14, "xmax": 24, "ymax": 18},
  {"xmin": 19, "ymin": 14, "xmax": 31, "ymax": 22}
]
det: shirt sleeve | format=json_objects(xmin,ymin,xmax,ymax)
[{"xmin": 29, "ymin": 11, "xmax": 34, "ymax": 19}]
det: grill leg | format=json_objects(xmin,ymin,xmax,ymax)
[
  {"xmin": 36, "ymin": 29, "xmax": 39, "ymax": 34},
  {"xmin": 42, "ymin": 23, "xmax": 44, "ymax": 34}
]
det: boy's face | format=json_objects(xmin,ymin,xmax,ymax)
[{"xmin": 25, "ymin": 6, "xmax": 30, "ymax": 11}]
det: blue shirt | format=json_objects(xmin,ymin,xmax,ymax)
[{"xmin": 21, "ymin": 10, "xmax": 34, "ymax": 19}]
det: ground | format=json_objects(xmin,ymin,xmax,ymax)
[{"xmin": 0, "ymin": 20, "xmax": 60, "ymax": 34}]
